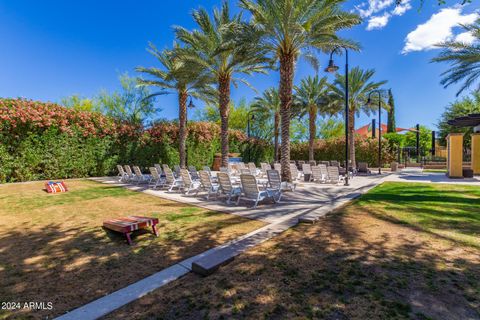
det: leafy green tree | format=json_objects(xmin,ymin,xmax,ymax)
[
  {"xmin": 240, "ymin": 0, "xmax": 361, "ymax": 180},
  {"xmin": 136, "ymin": 44, "xmax": 213, "ymax": 168},
  {"xmin": 437, "ymin": 91, "xmax": 480, "ymax": 147},
  {"xmin": 196, "ymin": 98, "xmax": 250, "ymax": 131},
  {"xmin": 329, "ymin": 67, "xmax": 387, "ymax": 167},
  {"xmin": 387, "ymin": 89, "xmax": 396, "ymax": 133},
  {"xmin": 97, "ymin": 73, "xmax": 159, "ymax": 125},
  {"xmin": 432, "ymin": 19, "xmax": 480, "ymax": 96},
  {"xmin": 175, "ymin": 2, "xmax": 271, "ymax": 167},
  {"xmin": 251, "ymin": 88, "xmax": 281, "ymax": 161},
  {"xmin": 61, "ymin": 95, "xmax": 100, "ymax": 112},
  {"xmin": 319, "ymin": 117, "xmax": 345, "ymax": 139},
  {"xmin": 404, "ymin": 125, "xmax": 432, "ymax": 157},
  {"xmin": 294, "ymin": 75, "xmax": 333, "ymax": 160}
]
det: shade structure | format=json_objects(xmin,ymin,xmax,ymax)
[{"xmin": 447, "ymin": 113, "xmax": 480, "ymax": 127}]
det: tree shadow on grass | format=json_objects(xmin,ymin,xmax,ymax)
[
  {"xmin": 0, "ymin": 210, "xmax": 261, "ymax": 320},
  {"xmin": 104, "ymin": 206, "xmax": 480, "ymax": 320}
]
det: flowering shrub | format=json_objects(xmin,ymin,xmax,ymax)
[
  {"xmin": 0, "ymin": 99, "xmax": 270, "ymax": 182},
  {"xmin": 290, "ymin": 135, "xmax": 396, "ymax": 166}
]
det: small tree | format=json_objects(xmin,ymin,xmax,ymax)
[{"xmin": 387, "ymin": 89, "xmax": 396, "ymax": 133}]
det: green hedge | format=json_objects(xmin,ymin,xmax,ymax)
[
  {"xmin": 290, "ymin": 136, "xmax": 396, "ymax": 166},
  {"xmin": 0, "ymin": 98, "xmax": 271, "ymax": 182}
]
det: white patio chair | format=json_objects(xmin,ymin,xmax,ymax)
[
  {"xmin": 289, "ymin": 163, "xmax": 302, "ymax": 181},
  {"xmin": 133, "ymin": 166, "xmax": 150, "ymax": 184},
  {"xmin": 266, "ymin": 169, "xmax": 294, "ymax": 199},
  {"xmin": 173, "ymin": 165, "xmax": 181, "ymax": 178},
  {"xmin": 273, "ymin": 163, "xmax": 281, "ymax": 172},
  {"xmin": 217, "ymin": 172, "xmax": 241, "ymax": 204},
  {"xmin": 237, "ymin": 162, "xmax": 246, "ymax": 169},
  {"xmin": 180, "ymin": 169, "xmax": 200, "ymax": 195},
  {"xmin": 237, "ymin": 174, "xmax": 276, "ymax": 208},
  {"xmin": 149, "ymin": 167, "xmax": 164, "ymax": 189},
  {"xmin": 117, "ymin": 165, "xmax": 128, "ymax": 182},
  {"xmin": 164, "ymin": 167, "xmax": 183, "ymax": 192},
  {"xmin": 302, "ymin": 163, "xmax": 312, "ymax": 181},
  {"xmin": 248, "ymin": 162, "xmax": 258, "ymax": 176},
  {"xmin": 197, "ymin": 170, "xmax": 219, "ymax": 200},
  {"xmin": 260, "ymin": 162, "xmax": 271, "ymax": 177},
  {"xmin": 154, "ymin": 164, "xmax": 163, "ymax": 176},
  {"xmin": 123, "ymin": 165, "xmax": 135, "ymax": 182},
  {"xmin": 311, "ymin": 166, "xmax": 325, "ymax": 183},
  {"xmin": 318, "ymin": 164, "xmax": 329, "ymax": 182},
  {"xmin": 327, "ymin": 166, "xmax": 345, "ymax": 184},
  {"xmin": 220, "ymin": 166, "xmax": 230, "ymax": 174},
  {"xmin": 188, "ymin": 165, "xmax": 200, "ymax": 180},
  {"xmin": 240, "ymin": 168, "xmax": 251, "ymax": 175}
]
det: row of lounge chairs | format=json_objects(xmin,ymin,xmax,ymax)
[{"xmin": 117, "ymin": 164, "xmax": 289, "ymax": 208}]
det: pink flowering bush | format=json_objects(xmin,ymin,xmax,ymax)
[
  {"xmin": 290, "ymin": 135, "xmax": 395, "ymax": 166},
  {"xmin": 0, "ymin": 99, "xmax": 270, "ymax": 182}
]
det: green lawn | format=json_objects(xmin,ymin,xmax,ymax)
[
  {"xmin": 105, "ymin": 182, "xmax": 480, "ymax": 320},
  {"xmin": 359, "ymin": 182, "xmax": 480, "ymax": 248},
  {"xmin": 0, "ymin": 179, "xmax": 264, "ymax": 319}
]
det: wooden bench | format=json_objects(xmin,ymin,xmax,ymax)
[{"xmin": 103, "ymin": 216, "xmax": 159, "ymax": 245}]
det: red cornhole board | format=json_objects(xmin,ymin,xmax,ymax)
[
  {"xmin": 45, "ymin": 181, "xmax": 68, "ymax": 193},
  {"xmin": 103, "ymin": 216, "xmax": 159, "ymax": 245}
]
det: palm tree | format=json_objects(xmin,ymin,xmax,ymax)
[
  {"xmin": 294, "ymin": 75, "xmax": 333, "ymax": 161},
  {"xmin": 329, "ymin": 67, "xmax": 387, "ymax": 167},
  {"xmin": 240, "ymin": 0, "xmax": 361, "ymax": 181},
  {"xmin": 432, "ymin": 19, "xmax": 480, "ymax": 96},
  {"xmin": 136, "ymin": 43, "xmax": 213, "ymax": 168},
  {"xmin": 175, "ymin": 2, "xmax": 271, "ymax": 167},
  {"xmin": 251, "ymin": 88, "xmax": 281, "ymax": 161}
]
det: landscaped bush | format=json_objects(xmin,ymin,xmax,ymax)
[
  {"xmin": 0, "ymin": 98, "xmax": 270, "ymax": 182},
  {"xmin": 290, "ymin": 135, "xmax": 396, "ymax": 166}
]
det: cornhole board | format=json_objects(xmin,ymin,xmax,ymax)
[
  {"xmin": 45, "ymin": 181, "xmax": 68, "ymax": 193},
  {"xmin": 103, "ymin": 216, "xmax": 159, "ymax": 245}
]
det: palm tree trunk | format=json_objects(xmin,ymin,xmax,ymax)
[
  {"xmin": 279, "ymin": 53, "xmax": 294, "ymax": 182},
  {"xmin": 274, "ymin": 112, "xmax": 280, "ymax": 162},
  {"xmin": 348, "ymin": 108, "xmax": 356, "ymax": 168},
  {"xmin": 178, "ymin": 90, "xmax": 188, "ymax": 169},
  {"xmin": 219, "ymin": 74, "xmax": 231, "ymax": 168},
  {"xmin": 308, "ymin": 105, "xmax": 317, "ymax": 161}
]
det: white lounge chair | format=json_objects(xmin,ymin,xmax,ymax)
[
  {"xmin": 217, "ymin": 172, "xmax": 241, "ymax": 204},
  {"xmin": 164, "ymin": 167, "xmax": 183, "ymax": 192},
  {"xmin": 247, "ymin": 162, "xmax": 258, "ymax": 176},
  {"xmin": 327, "ymin": 166, "xmax": 345, "ymax": 184},
  {"xmin": 289, "ymin": 163, "xmax": 301, "ymax": 181},
  {"xmin": 117, "ymin": 165, "xmax": 128, "ymax": 182},
  {"xmin": 266, "ymin": 169, "xmax": 293, "ymax": 199},
  {"xmin": 149, "ymin": 167, "xmax": 164, "ymax": 189},
  {"xmin": 173, "ymin": 165, "xmax": 181, "ymax": 178},
  {"xmin": 197, "ymin": 170, "xmax": 219, "ymax": 200},
  {"xmin": 311, "ymin": 166, "xmax": 325, "ymax": 183},
  {"xmin": 132, "ymin": 166, "xmax": 150, "ymax": 184},
  {"xmin": 260, "ymin": 162, "xmax": 271, "ymax": 177},
  {"xmin": 302, "ymin": 163, "xmax": 312, "ymax": 181},
  {"xmin": 273, "ymin": 163, "xmax": 281, "ymax": 172},
  {"xmin": 154, "ymin": 164, "xmax": 163, "ymax": 176},
  {"xmin": 188, "ymin": 165, "xmax": 199, "ymax": 180},
  {"xmin": 123, "ymin": 165, "xmax": 135, "ymax": 182},
  {"xmin": 237, "ymin": 174, "xmax": 276, "ymax": 208},
  {"xmin": 180, "ymin": 169, "xmax": 200, "ymax": 195}
]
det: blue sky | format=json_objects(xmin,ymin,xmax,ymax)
[{"xmin": 0, "ymin": 0, "xmax": 478, "ymax": 130}]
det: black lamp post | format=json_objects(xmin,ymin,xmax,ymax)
[
  {"xmin": 247, "ymin": 111, "xmax": 255, "ymax": 162},
  {"xmin": 185, "ymin": 97, "xmax": 195, "ymax": 166},
  {"xmin": 325, "ymin": 47, "xmax": 349, "ymax": 186},
  {"xmin": 367, "ymin": 90, "xmax": 383, "ymax": 174}
]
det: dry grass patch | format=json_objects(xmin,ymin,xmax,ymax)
[
  {"xmin": 0, "ymin": 179, "xmax": 264, "ymax": 319},
  {"xmin": 105, "ymin": 182, "xmax": 480, "ymax": 320}
]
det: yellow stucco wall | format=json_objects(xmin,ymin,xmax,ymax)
[
  {"xmin": 446, "ymin": 133, "xmax": 463, "ymax": 178},
  {"xmin": 471, "ymin": 133, "xmax": 480, "ymax": 175}
]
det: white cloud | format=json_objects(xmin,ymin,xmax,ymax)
[
  {"xmin": 392, "ymin": 2, "xmax": 411, "ymax": 16},
  {"xmin": 402, "ymin": 7, "xmax": 479, "ymax": 54},
  {"xmin": 356, "ymin": 0, "xmax": 412, "ymax": 30},
  {"xmin": 455, "ymin": 31, "xmax": 476, "ymax": 43},
  {"xmin": 367, "ymin": 13, "xmax": 391, "ymax": 30},
  {"xmin": 356, "ymin": 0, "xmax": 395, "ymax": 18}
]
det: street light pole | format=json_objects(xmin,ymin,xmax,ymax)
[
  {"xmin": 367, "ymin": 90, "xmax": 383, "ymax": 175},
  {"xmin": 325, "ymin": 47, "xmax": 349, "ymax": 186}
]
